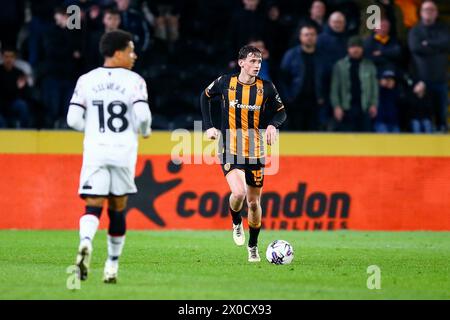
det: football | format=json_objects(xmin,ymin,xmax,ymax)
[{"xmin": 266, "ymin": 240, "xmax": 294, "ymax": 265}]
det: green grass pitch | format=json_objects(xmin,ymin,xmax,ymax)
[{"xmin": 0, "ymin": 230, "xmax": 449, "ymax": 300}]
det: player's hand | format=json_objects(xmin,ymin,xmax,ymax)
[
  {"xmin": 142, "ymin": 127, "xmax": 152, "ymax": 139},
  {"xmin": 206, "ymin": 127, "xmax": 219, "ymax": 140},
  {"xmin": 265, "ymin": 125, "xmax": 277, "ymax": 146},
  {"xmin": 334, "ymin": 107, "xmax": 344, "ymax": 122}
]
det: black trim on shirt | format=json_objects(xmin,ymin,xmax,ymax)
[
  {"xmin": 70, "ymin": 102, "xmax": 86, "ymax": 110},
  {"xmin": 133, "ymin": 100, "xmax": 149, "ymax": 105}
]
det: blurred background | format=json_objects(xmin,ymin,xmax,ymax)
[{"xmin": 0, "ymin": 0, "xmax": 448, "ymax": 133}]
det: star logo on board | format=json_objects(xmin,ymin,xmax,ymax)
[{"xmin": 127, "ymin": 160, "xmax": 182, "ymax": 226}]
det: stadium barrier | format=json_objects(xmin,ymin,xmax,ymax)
[{"xmin": 0, "ymin": 130, "xmax": 449, "ymax": 231}]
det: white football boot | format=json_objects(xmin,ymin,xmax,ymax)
[
  {"xmin": 103, "ymin": 259, "xmax": 119, "ymax": 284},
  {"xmin": 76, "ymin": 239, "xmax": 93, "ymax": 281},
  {"xmin": 232, "ymin": 222, "xmax": 245, "ymax": 246},
  {"xmin": 247, "ymin": 246, "xmax": 261, "ymax": 262}
]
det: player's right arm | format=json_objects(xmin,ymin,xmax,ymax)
[
  {"xmin": 67, "ymin": 76, "xmax": 87, "ymax": 131},
  {"xmin": 200, "ymin": 76, "xmax": 224, "ymax": 140}
]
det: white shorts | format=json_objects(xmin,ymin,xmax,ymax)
[{"xmin": 78, "ymin": 165, "xmax": 137, "ymax": 198}]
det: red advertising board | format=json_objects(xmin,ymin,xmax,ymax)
[{"xmin": 0, "ymin": 154, "xmax": 449, "ymax": 231}]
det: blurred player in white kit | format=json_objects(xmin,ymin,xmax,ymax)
[{"xmin": 66, "ymin": 30, "xmax": 151, "ymax": 283}]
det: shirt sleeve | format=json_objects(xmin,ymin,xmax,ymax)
[
  {"xmin": 204, "ymin": 75, "xmax": 224, "ymax": 98},
  {"xmin": 69, "ymin": 76, "xmax": 87, "ymax": 110},
  {"xmin": 131, "ymin": 76, "xmax": 151, "ymax": 136},
  {"xmin": 267, "ymin": 82, "xmax": 285, "ymax": 113},
  {"xmin": 131, "ymin": 75, "xmax": 149, "ymax": 104},
  {"xmin": 201, "ymin": 75, "xmax": 225, "ymax": 130},
  {"xmin": 266, "ymin": 82, "xmax": 287, "ymax": 128}
]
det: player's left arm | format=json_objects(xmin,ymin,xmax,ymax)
[
  {"xmin": 265, "ymin": 82, "xmax": 287, "ymax": 146},
  {"xmin": 67, "ymin": 77, "xmax": 87, "ymax": 131},
  {"xmin": 132, "ymin": 76, "xmax": 152, "ymax": 138}
]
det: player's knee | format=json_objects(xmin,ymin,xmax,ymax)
[
  {"xmin": 232, "ymin": 190, "xmax": 247, "ymax": 204},
  {"xmin": 86, "ymin": 197, "xmax": 104, "ymax": 208},
  {"xmin": 108, "ymin": 209, "xmax": 126, "ymax": 236},
  {"xmin": 85, "ymin": 206, "xmax": 102, "ymax": 218},
  {"xmin": 108, "ymin": 196, "xmax": 128, "ymax": 211},
  {"xmin": 247, "ymin": 199, "xmax": 260, "ymax": 212},
  {"xmin": 248, "ymin": 219, "xmax": 261, "ymax": 229}
]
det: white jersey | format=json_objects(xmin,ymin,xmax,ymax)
[{"xmin": 70, "ymin": 67, "xmax": 148, "ymax": 168}]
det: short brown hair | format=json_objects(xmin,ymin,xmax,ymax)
[{"xmin": 238, "ymin": 45, "xmax": 262, "ymax": 60}]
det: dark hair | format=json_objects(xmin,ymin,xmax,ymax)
[
  {"xmin": 104, "ymin": 8, "xmax": 120, "ymax": 16},
  {"xmin": 54, "ymin": 6, "xmax": 67, "ymax": 16},
  {"xmin": 99, "ymin": 29, "xmax": 133, "ymax": 58},
  {"xmin": 1, "ymin": 45, "xmax": 17, "ymax": 54},
  {"xmin": 238, "ymin": 45, "xmax": 262, "ymax": 60},
  {"xmin": 299, "ymin": 24, "xmax": 318, "ymax": 35},
  {"xmin": 347, "ymin": 35, "xmax": 364, "ymax": 48}
]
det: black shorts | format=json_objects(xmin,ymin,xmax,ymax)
[{"xmin": 220, "ymin": 162, "xmax": 265, "ymax": 188}]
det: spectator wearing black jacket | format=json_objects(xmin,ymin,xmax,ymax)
[
  {"xmin": 298, "ymin": 0, "xmax": 327, "ymax": 35},
  {"xmin": 0, "ymin": 47, "xmax": 31, "ymax": 128},
  {"xmin": 408, "ymin": 0, "xmax": 449, "ymax": 132},
  {"xmin": 316, "ymin": 11, "xmax": 349, "ymax": 120},
  {"xmin": 374, "ymin": 69, "xmax": 400, "ymax": 133},
  {"xmin": 364, "ymin": 18, "xmax": 402, "ymax": 74},
  {"xmin": 280, "ymin": 25, "xmax": 325, "ymax": 131},
  {"xmin": 28, "ymin": 0, "xmax": 64, "ymax": 68},
  {"xmin": 229, "ymin": 0, "xmax": 268, "ymax": 64},
  {"xmin": 39, "ymin": 7, "xmax": 82, "ymax": 127},
  {"xmin": 407, "ymin": 80, "xmax": 434, "ymax": 133},
  {"xmin": 115, "ymin": 0, "xmax": 150, "ymax": 56}
]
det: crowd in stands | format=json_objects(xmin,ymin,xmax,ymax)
[{"xmin": 0, "ymin": 0, "xmax": 448, "ymax": 133}]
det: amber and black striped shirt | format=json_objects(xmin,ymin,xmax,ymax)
[{"xmin": 201, "ymin": 74, "xmax": 286, "ymax": 160}]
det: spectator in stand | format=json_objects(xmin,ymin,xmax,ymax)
[
  {"xmin": 0, "ymin": 47, "xmax": 31, "ymax": 128},
  {"xmin": 0, "ymin": 50, "xmax": 34, "ymax": 87},
  {"xmin": 364, "ymin": 18, "xmax": 402, "ymax": 73},
  {"xmin": 64, "ymin": 0, "xmax": 103, "ymax": 31},
  {"xmin": 115, "ymin": 0, "xmax": 150, "ymax": 55},
  {"xmin": 317, "ymin": 11, "xmax": 349, "ymax": 69},
  {"xmin": 317, "ymin": 11, "xmax": 349, "ymax": 126},
  {"xmin": 28, "ymin": 0, "xmax": 64, "ymax": 68},
  {"xmin": 298, "ymin": 0, "xmax": 327, "ymax": 35},
  {"xmin": 408, "ymin": 0, "xmax": 449, "ymax": 132},
  {"xmin": 39, "ymin": 7, "xmax": 82, "ymax": 128},
  {"xmin": 374, "ymin": 69, "xmax": 400, "ymax": 133},
  {"xmin": 331, "ymin": 36, "xmax": 378, "ymax": 132},
  {"xmin": 407, "ymin": 80, "xmax": 434, "ymax": 133},
  {"xmin": 142, "ymin": 0, "xmax": 181, "ymax": 43},
  {"xmin": 281, "ymin": 25, "xmax": 324, "ymax": 131},
  {"xmin": 84, "ymin": 8, "xmax": 121, "ymax": 71},
  {"xmin": 359, "ymin": 0, "xmax": 407, "ymax": 45},
  {"xmin": 327, "ymin": 0, "xmax": 360, "ymax": 35},
  {"xmin": 229, "ymin": 0, "xmax": 268, "ymax": 63}
]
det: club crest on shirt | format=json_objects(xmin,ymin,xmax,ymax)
[{"xmin": 257, "ymin": 88, "xmax": 264, "ymax": 96}]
